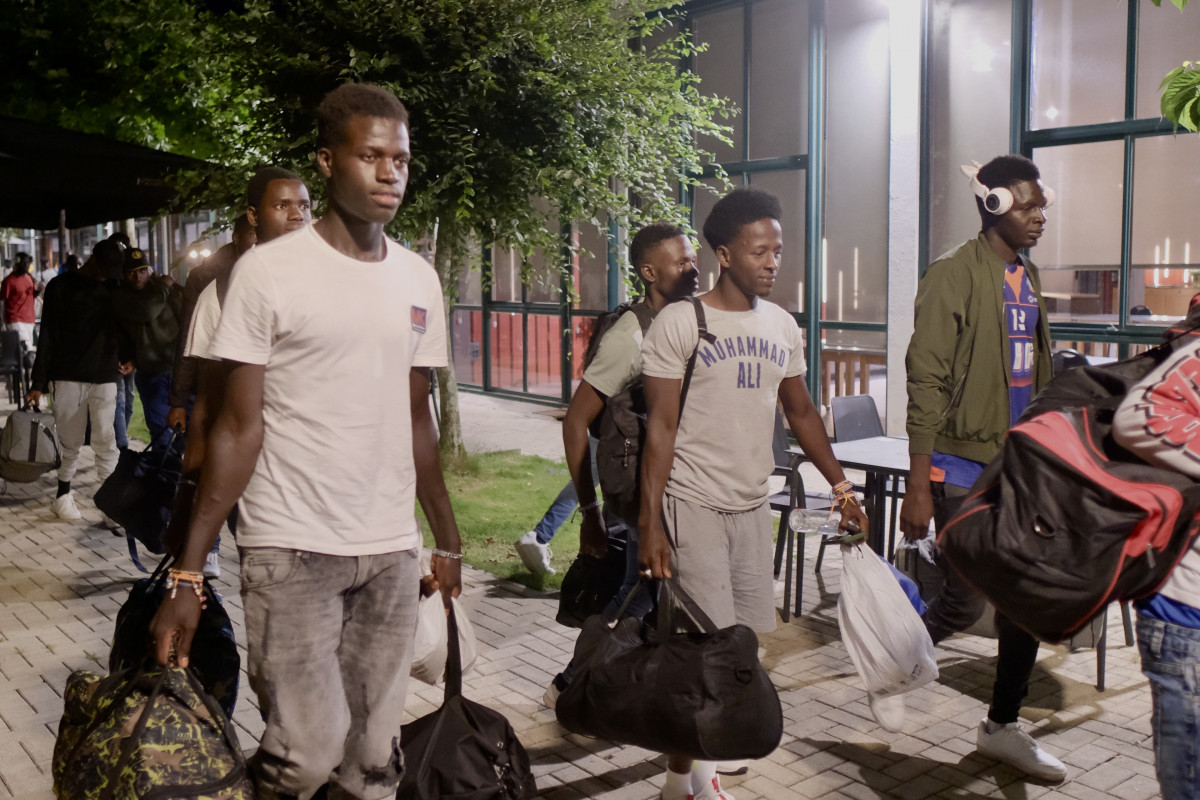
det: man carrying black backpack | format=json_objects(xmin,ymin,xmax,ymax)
[{"xmin": 542, "ymin": 222, "xmax": 699, "ymax": 703}]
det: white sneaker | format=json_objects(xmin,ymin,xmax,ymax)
[
  {"xmin": 975, "ymin": 718, "xmax": 1067, "ymax": 781},
  {"xmin": 868, "ymin": 692, "xmax": 906, "ymax": 732},
  {"xmin": 543, "ymin": 679, "xmax": 561, "ymax": 710},
  {"xmin": 203, "ymin": 551, "xmax": 221, "ymax": 579},
  {"xmin": 515, "ymin": 530, "xmax": 555, "ymax": 575},
  {"xmin": 51, "ymin": 493, "xmax": 82, "ymax": 521},
  {"xmin": 692, "ymin": 775, "xmax": 735, "ymax": 800}
]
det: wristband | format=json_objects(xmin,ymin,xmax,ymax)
[
  {"xmin": 579, "ymin": 499, "xmax": 601, "ymax": 512},
  {"xmin": 432, "ymin": 548, "xmax": 463, "ymax": 560}
]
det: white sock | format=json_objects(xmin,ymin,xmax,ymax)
[
  {"xmin": 663, "ymin": 767, "xmax": 692, "ymax": 797},
  {"xmin": 691, "ymin": 761, "xmax": 717, "ymax": 794}
]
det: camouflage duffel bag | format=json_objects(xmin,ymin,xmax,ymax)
[{"xmin": 52, "ymin": 665, "xmax": 253, "ymax": 800}]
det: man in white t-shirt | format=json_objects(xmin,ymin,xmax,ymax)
[
  {"xmin": 639, "ymin": 187, "xmax": 868, "ymax": 800},
  {"xmin": 152, "ymin": 84, "xmax": 463, "ymax": 800}
]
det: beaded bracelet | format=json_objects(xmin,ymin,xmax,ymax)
[
  {"xmin": 579, "ymin": 499, "xmax": 601, "ymax": 512},
  {"xmin": 432, "ymin": 548, "xmax": 463, "ymax": 560}
]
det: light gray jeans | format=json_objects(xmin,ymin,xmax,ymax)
[{"xmin": 240, "ymin": 546, "xmax": 420, "ymax": 800}]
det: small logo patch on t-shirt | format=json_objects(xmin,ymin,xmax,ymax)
[{"xmin": 411, "ymin": 306, "xmax": 427, "ymax": 333}]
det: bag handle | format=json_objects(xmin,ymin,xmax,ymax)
[
  {"xmin": 657, "ymin": 577, "xmax": 721, "ymax": 636},
  {"xmin": 442, "ymin": 601, "xmax": 463, "ymax": 702}
]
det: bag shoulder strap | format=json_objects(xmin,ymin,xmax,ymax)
[{"xmin": 679, "ymin": 297, "xmax": 717, "ymax": 422}]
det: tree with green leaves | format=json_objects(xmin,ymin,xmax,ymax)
[{"xmin": 214, "ymin": 0, "xmax": 731, "ymax": 457}]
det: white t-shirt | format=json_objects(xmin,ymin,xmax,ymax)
[
  {"xmin": 581, "ymin": 302, "xmax": 646, "ymax": 397},
  {"xmin": 210, "ymin": 225, "xmax": 448, "ymax": 555},
  {"xmin": 183, "ymin": 282, "xmax": 221, "ymax": 361},
  {"xmin": 641, "ymin": 297, "xmax": 806, "ymax": 512}
]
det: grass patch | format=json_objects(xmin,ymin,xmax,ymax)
[
  {"xmin": 418, "ymin": 450, "xmax": 580, "ymax": 592},
  {"xmin": 128, "ymin": 392, "xmax": 151, "ymax": 445}
]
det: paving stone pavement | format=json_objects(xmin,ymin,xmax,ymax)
[{"xmin": 0, "ymin": 391, "xmax": 1159, "ymax": 799}]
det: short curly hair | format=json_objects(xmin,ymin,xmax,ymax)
[
  {"xmin": 629, "ymin": 222, "xmax": 686, "ymax": 269},
  {"xmin": 246, "ymin": 167, "xmax": 303, "ymax": 210},
  {"xmin": 702, "ymin": 187, "xmax": 782, "ymax": 251},
  {"xmin": 316, "ymin": 83, "xmax": 409, "ymax": 149}
]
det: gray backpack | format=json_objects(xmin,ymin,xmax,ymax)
[{"xmin": 0, "ymin": 404, "xmax": 61, "ymax": 483}]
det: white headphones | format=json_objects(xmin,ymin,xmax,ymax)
[{"xmin": 960, "ymin": 160, "xmax": 1055, "ymax": 215}]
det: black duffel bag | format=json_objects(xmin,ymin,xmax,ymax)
[
  {"xmin": 397, "ymin": 604, "xmax": 537, "ymax": 799},
  {"xmin": 555, "ymin": 536, "xmax": 626, "ymax": 628},
  {"xmin": 556, "ymin": 577, "xmax": 782, "ymax": 761},
  {"xmin": 109, "ymin": 556, "xmax": 241, "ymax": 717},
  {"xmin": 94, "ymin": 429, "xmax": 185, "ymax": 568}
]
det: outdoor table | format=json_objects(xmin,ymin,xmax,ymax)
[{"xmin": 788, "ymin": 435, "xmax": 910, "ymax": 558}]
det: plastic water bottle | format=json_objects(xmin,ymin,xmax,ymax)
[{"xmin": 789, "ymin": 507, "xmax": 831, "ymax": 533}]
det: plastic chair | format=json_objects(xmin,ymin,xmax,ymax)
[{"xmin": 1052, "ymin": 349, "xmax": 1089, "ymax": 376}]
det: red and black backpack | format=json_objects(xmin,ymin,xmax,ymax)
[{"xmin": 939, "ymin": 327, "xmax": 1200, "ymax": 642}]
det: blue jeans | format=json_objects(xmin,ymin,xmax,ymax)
[
  {"xmin": 534, "ymin": 481, "xmax": 578, "ymax": 544},
  {"xmin": 113, "ymin": 372, "xmax": 135, "ymax": 448},
  {"xmin": 1137, "ymin": 611, "xmax": 1200, "ymax": 800},
  {"xmin": 241, "ymin": 547, "xmax": 420, "ymax": 800},
  {"xmin": 134, "ymin": 370, "xmax": 173, "ymax": 444}
]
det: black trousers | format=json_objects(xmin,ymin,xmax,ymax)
[{"xmin": 924, "ymin": 481, "xmax": 1040, "ymax": 725}]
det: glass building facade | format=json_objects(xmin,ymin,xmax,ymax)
[{"xmin": 450, "ymin": 0, "xmax": 1200, "ymax": 426}]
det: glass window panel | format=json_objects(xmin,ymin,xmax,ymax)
[
  {"xmin": 692, "ymin": 177, "xmax": 730, "ymax": 294},
  {"xmin": 1032, "ymin": 140, "xmax": 1125, "ymax": 324},
  {"xmin": 816, "ymin": 329, "xmax": 887, "ymax": 418},
  {"xmin": 927, "ymin": 0, "xmax": 1012, "ymax": 258},
  {"xmin": 748, "ymin": 0, "xmax": 808, "ymax": 159},
  {"xmin": 1030, "ymin": 0, "xmax": 1126, "ymax": 130},
  {"xmin": 526, "ymin": 245, "xmax": 564, "ymax": 304},
  {"xmin": 748, "ymin": 170, "xmax": 805, "ymax": 314},
  {"xmin": 491, "ymin": 245, "xmax": 521, "ymax": 302},
  {"xmin": 1129, "ymin": 135, "xmax": 1200, "ymax": 325},
  {"xmin": 454, "ymin": 242, "xmax": 483, "ymax": 306},
  {"xmin": 569, "ymin": 314, "xmax": 600, "ymax": 388},
  {"xmin": 825, "ymin": 0, "xmax": 889, "ymax": 324},
  {"xmin": 524, "ymin": 312, "xmax": 564, "ymax": 398},
  {"xmin": 451, "ymin": 309, "xmax": 483, "ymax": 386},
  {"xmin": 489, "ymin": 312, "xmax": 524, "ymax": 391},
  {"xmin": 1137, "ymin": 4, "xmax": 1200, "ymax": 119},
  {"xmin": 693, "ymin": 6, "xmax": 744, "ymax": 162},
  {"xmin": 576, "ymin": 219, "xmax": 611, "ymax": 311}
]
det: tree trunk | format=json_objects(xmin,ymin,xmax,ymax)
[{"xmin": 433, "ymin": 222, "xmax": 468, "ymax": 462}]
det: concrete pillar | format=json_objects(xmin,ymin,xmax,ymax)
[{"xmin": 885, "ymin": 0, "xmax": 922, "ymax": 437}]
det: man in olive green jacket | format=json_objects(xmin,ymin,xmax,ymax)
[{"xmin": 900, "ymin": 154, "xmax": 1066, "ymax": 782}]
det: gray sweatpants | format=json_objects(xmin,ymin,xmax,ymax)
[{"xmin": 663, "ymin": 494, "xmax": 777, "ymax": 633}]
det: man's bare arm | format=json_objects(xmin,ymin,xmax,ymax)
[
  {"xmin": 411, "ymin": 368, "xmax": 462, "ymax": 606},
  {"xmin": 151, "ymin": 362, "xmax": 265, "ymax": 666},
  {"xmin": 637, "ymin": 375, "xmax": 682, "ymax": 579},
  {"xmin": 562, "ymin": 381, "xmax": 607, "ymax": 556}
]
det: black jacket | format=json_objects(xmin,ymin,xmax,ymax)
[{"xmin": 30, "ymin": 271, "xmax": 121, "ymax": 391}]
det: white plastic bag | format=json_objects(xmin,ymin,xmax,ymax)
[
  {"xmin": 837, "ymin": 543, "xmax": 939, "ymax": 697},
  {"xmin": 410, "ymin": 595, "xmax": 478, "ymax": 685}
]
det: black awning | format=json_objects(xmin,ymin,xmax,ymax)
[{"xmin": 0, "ymin": 115, "xmax": 208, "ymax": 229}]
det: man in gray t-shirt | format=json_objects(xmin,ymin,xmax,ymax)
[{"xmin": 639, "ymin": 188, "xmax": 867, "ymax": 800}]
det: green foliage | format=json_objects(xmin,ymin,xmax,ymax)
[
  {"xmin": 416, "ymin": 450, "xmax": 582, "ymax": 591},
  {"xmin": 1150, "ymin": 0, "xmax": 1190, "ymax": 9},
  {"xmin": 206, "ymin": 0, "xmax": 732, "ymax": 295},
  {"xmin": 1161, "ymin": 61, "xmax": 1200, "ymax": 132}
]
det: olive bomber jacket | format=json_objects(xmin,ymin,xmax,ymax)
[{"xmin": 905, "ymin": 233, "xmax": 1053, "ymax": 465}]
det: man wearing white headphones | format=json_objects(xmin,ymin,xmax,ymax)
[{"xmin": 900, "ymin": 154, "xmax": 1066, "ymax": 781}]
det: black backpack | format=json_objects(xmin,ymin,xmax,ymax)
[
  {"xmin": 584, "ymin": 301, "xmax": 656, "ymax": 522},
  {"xmin": 939, "ymin": 328, "xmax": 1200, "ymax": 642}
]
